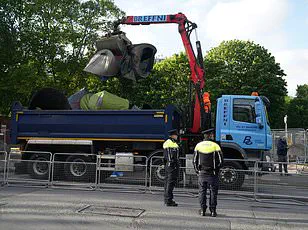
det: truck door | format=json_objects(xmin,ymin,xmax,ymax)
[{"xmin": 229, "ymin": 98, "xmax": 267, "ymax": 150}]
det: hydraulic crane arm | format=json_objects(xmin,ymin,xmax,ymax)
[{"xmin": 114, "ymin": 13, "xmax": 207, "ymax": 133}]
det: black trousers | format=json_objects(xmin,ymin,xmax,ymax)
[
  {"xmin": 278, "ymin": 155, "xmax": 288, "ymax": 173},
  {"xmin": 164, "ymin": 163, "xmax": 179, "ymax": 203},
  {"xmin": 198, "ymin": 173, "xmax": 219, "ymax": 210}
]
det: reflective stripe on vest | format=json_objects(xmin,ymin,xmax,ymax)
[
  {"xmin": 163, "ymin": 139, "xmax": 179, "ymax": 149},
  {"xmin": 194, "ymin": 141, "xmax": 221, "ymax": 154}
]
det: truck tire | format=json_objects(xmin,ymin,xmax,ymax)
[
  {"xmin": 150, "ymin": 158, "xmax": 165, "ymax": 186},
  {"xmin": 64, "ymin": 155, "xmax": 96, "ymax": 182},
  {"xmin": 218, "ymin": 161, "xmax": 245, "ymax": 190},
  {"xmin": 27, "ymin": 154, "xmax": 50, "ymax": 180},
  {"xmin": 150, "ymin": 158, "xmax": 183, "ymax": 187}
]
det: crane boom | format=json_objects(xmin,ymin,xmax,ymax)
[{"xmin": 115, "ymin": 13, "xmax": 207, "ymax": 133}]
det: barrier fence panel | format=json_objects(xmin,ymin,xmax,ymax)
[
  {"xmin": 149, "ymin": 156, "xmax": 196, "ymax": 193},
  {"xmin": 149, "ymin": 156, "xmax": 166, "ymax": 192},
  {"xmin": 3, "ymin": 148, "xmax": 308, "ymax": 201},
  {"xmin": 296, "ymin": 156, "xmax": 308, "ymax": 174},
  {"xmin": 51, "ymin": 153, "xmax": 98, "ymax": 190},
  {"xmin": 0, "ymin": 151, "xmax": 7, "ymax": 186},
  {"xmin": 7, "ymin": 151, "xmax": 52, "ymax": 187},
  {"xmin": 98, "ymin": 155, "xmax": 148, "ymax": 192},
  {"xmin": 0, "ymin": 125, "xmax": 8, "ymax": 152},
  {"xmin": 255, "ymin": 161, "xmax": 308, "ymax": 200},
  {"xmin": 271, "ymin": 129, "xmax": 307, "ymax": 162},
  {"xmin": 149, "ymin": 157, "xmax": 257, "ymax": 196},
  {"xmin": 218, "ymin": 159, "xmax": 257, "ymax": 195},
  {"xmin": 0, "ymin": 133, "xmax": 5, "ymax": 152}
]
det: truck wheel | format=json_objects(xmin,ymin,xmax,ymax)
[
  {"xmin": 150, "ymin": 158, "xmax": 165, "ymax": 186},
  {"xmin": 219, "ymin": 161, "xmax": 245, "ymax": 190},
  {"xmin": 150, "ymin": 158, "xmax": 183, "ymax": 187},
  {"xmin": 64, "ymin": 155, "xmax": 96, "ymax": 182},
  {"xmin": 27, "ymin": 154, "xmax": 50, "ymax": 180}
]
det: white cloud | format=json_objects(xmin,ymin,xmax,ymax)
[
  {"xmin": 205, "ymin": 0, "xmax": 289, "ymax": 51},
  {"xmin": 115, "ymin": 0, "xmax": 290, "ymax": 55},
  {"xmin": 275, "ymin": 49, "xmax": 308, "ymax": 96},
  {"xmin": 114, "ymin": 0, "xmax": 305, "ymax": 96}
]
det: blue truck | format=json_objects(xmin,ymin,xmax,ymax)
[
  {"xmin": 11, "ymin": 94, "xmax": 272, "ymax": 188},
  {"xmin": 10, "ymin": 14, "xmax": 273, "ymax": 188}
]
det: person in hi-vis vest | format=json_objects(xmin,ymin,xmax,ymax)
[
  {"xmin": 163, "ymin": 129, "xmax": 180, "ymax": 206},
  {"xmin": 193, "ymin": 138, "xmax": 224, "ymax": 217}
]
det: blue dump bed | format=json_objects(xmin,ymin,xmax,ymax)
[{"xmin": 11, "ymin": 103, "xmax": 181, "ymax": 144}]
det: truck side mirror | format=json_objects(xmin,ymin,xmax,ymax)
[{"xmin": 255, "ymin": 101, "xmax": 264, "ymax": 129}]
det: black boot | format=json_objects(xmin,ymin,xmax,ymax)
[
  {"xmin": 199, "ymin": 208, "xmax": 206, "ymax": 216},
  {"xmin": 165, "ymin": 200, "xmax": 178, "ymax": 207},
  {"xmin": 210, "ymin": 208, "xmax": 217, "ymax": 217},
  {"xmin": 171, "ymin": 200, "xmax": 178, "ymax": 206}
]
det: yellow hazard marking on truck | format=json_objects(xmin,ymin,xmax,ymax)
[
  {"xmin": 15, "ymin": 112, "xmax": 23, "ymax": 122},
  {"xmin": 165, "ymin": 114, "xmax": 168, "ymax": 123},
  {"xmin": 17, "ymin": 137, "xmax": 165, "ymax": 142},
  {"xmin": 153, "ymin": 114, "xmax": 164, "ymax": 118}
]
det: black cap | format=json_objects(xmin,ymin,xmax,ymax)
[{"xmin": 168, "ymin": 129, "xmax": 178, "ymax": 136}]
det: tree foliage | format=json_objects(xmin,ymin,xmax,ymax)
[
  {"xmin": 287, "ymin": 84, "xmax": 308, "ymax": 129},
  {"xmin": 204, "ymin": 40, "xmax": 287, "ymax": 128},
  {"xmin": 0, "ymin": 5, "xmax": 293, "ymax": 131},
  {"xmin": 0, "ymin": 0, "xmax": 124, "ymax": 115},
  {"xmin": 131, "ymin": 53, "xmax": 191, "ymax": 109},
  {"xmin": 121, "ymin": 40, "xmax": 288, "ymax": 129},
  {"xmin": 111, "ymin": 40, "xmax": 288, "ymax": 128}
]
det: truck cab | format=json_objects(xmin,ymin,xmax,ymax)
[
  {"xmin": 216, "ymin": 95, "xmax": 272, "ymax": 160},
  {"xmin": 210, "ymin": 95, "xmax": 272, "ymax": 188}
]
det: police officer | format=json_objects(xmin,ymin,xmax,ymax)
[
  {"xmin": 193, "ymin": 136, "xmax": 223, "ymax": 217},
  {"xmin": 163, "ymin": 129, "xmax": 180, "ymax": 206}
]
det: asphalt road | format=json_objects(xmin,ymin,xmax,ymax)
[{"xmin": 0, "ymin": 186, "xmax": 308, "ymax": 230}]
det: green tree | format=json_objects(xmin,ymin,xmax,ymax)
[
  {"xmin": 287, "ymin": 84, "xmax": 308, "ymax": 129},
  {"xmin": 296, "ymin": 84, "xmax": 308, "ymax": 98},
  {"xmin": 113, "ymin": 53, "xmax": 191, "ymax": 110},
  {"xmin": 0, "ymin": 0, "xmax": 123, "ymax": 115},
  {"xmin": 204, "ymin": 40, "xmax": 287, "ymax": 128},
  {"xmin": 117, "ymin": 40, "xmax": 288, "ymax": 130}
]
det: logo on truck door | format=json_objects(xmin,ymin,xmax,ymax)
[{"xmin": 243, "ymin": 136, "xmax": 253, "ymax": 145}]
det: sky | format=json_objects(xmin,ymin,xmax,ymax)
[{"xmin": 114, "ymin": 0, "xmax": 308, "ymax": 97}]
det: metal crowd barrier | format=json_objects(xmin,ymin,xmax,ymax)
[
  {"xmin": 97, "ymin": 155, "xmax": 148, "ymax": 193},
  {"xmin": 149, "ymin": 157, "xmax": 257, "ymax": 196},
  {"xmin": 271, "ymin": 129, "xmax": 307, "ymax": 162},
  {"xmin": 0, "ymin": 151, "xmax": 7, "ymax": 186},
  {"xmin": 0, "ymin": 132, "xmax": 5, "ymax": 152},
  {"xmin": 51, "ymin": 153, "xmax": 98, "ymax": 190},
  {"xmin": 254, "ymin": 160, "xmax": 308, "ymax": 201},
  {"xmin": 6, "ymin": 151, "xmax": 52, "ymax": 187},
  {"xmin": 149, "ymin": 156, "xmax": 167, "ymax": 192},
  {"xmin": 296, "ymin": 156, "xmax": 308, "ymax": 174},
  {"xmin": 149, "ymin": 156, "xmax": 199, "ymax": 194},
  {"xmin": 219, "ymin": 158, "xmax": 257, "ymax": 194},
  {"xmin": 2, "ymin": 149, "xmax": 308, "ymax": 202}
]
